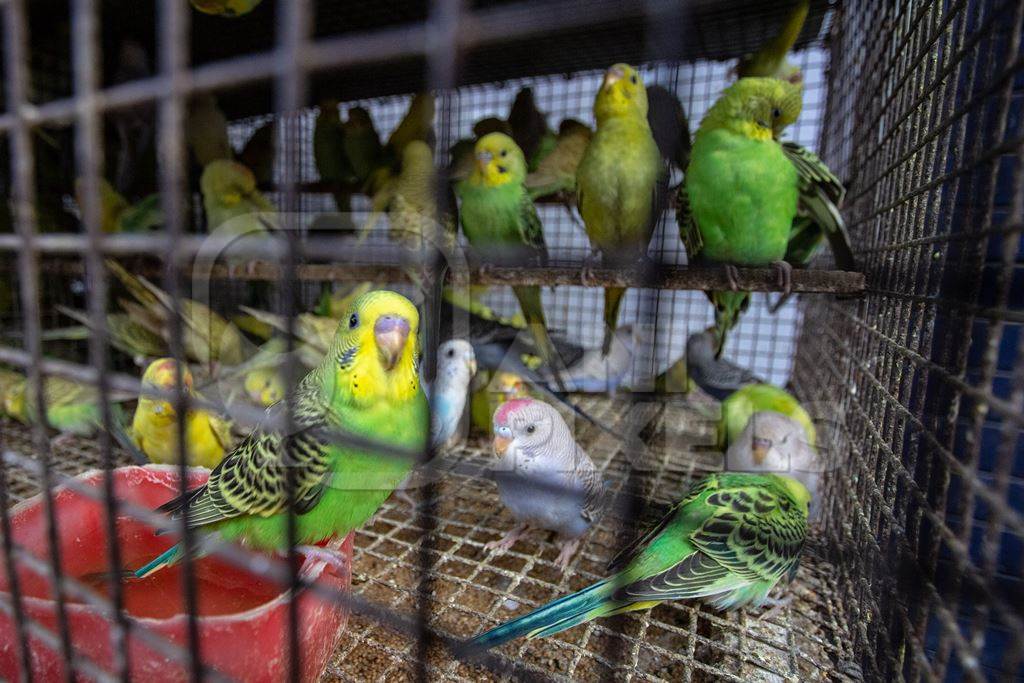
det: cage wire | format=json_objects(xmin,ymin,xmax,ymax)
[{"xmin": 0, "ymin": 0, "xmax": 1019, "ymax": 681}]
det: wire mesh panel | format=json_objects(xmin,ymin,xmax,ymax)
[
  {"xmin": 0, "ymin": 0, "xmax": 1018, "ymax": 681},
  {"xmin": 792, "ymin": 1, "xmax": 1024, "ymax": 680}
]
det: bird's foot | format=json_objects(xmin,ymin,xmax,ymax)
[
  {"xmin": 295, "ymin": 545, "xmax": 349, "ymax": 574},
  {"xmin": 580, "ymin": 250, "xmax": 602, "ymax": 286},
  {"xmin": 553, "ymin": 537, "xmax": 582, "ymax": 571},
  {"xmin": 770, "ymin": 260, "xmax": 793, "ymax": 297},
  {"xmin": 476, "ymin": 262, "xmax": 494, "ymax": 280},
  {"xmin": 484, "ymin": 524, "xmax": 529, "ymax": 554},
  {"xmin": 756, "ymin": 594, "xmax": 793, "ymax": 622},
  {"xmin": 724, "ymin": 264, "xmax": 741, "ymax": 291}
]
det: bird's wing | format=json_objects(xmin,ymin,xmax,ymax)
[
  {"xmin": 574, "ymin": 446, "xmax": 605, "ymax": 524},
  {"xmin": 157, "ymin": 383, "xmax": 334, "ymax": 527},
  {"xmin": 782, "ymin": 141, "xmax": 855, "ymax": 270},
  {"xmin": 605, "ymin": 474, "xmax": 715, "ymax": 572},
  {"xmin": 517, "ymin": 188, "xmax": 548, "ymax": 259},
  {"xmin": 613, "ymin": 480, "xmax": 806, "ymax": 603},
  {"xmin": 676, "ymin": 183, "xmax": 704, "ymax": 262}
]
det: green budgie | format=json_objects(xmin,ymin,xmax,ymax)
[
  {"xmin": 576, "ymin": 64, "xmax": 665, "ymax": 354},
  {"xmin": 314, "ymin": 99, "xmax": 356, "ymax": 215},
  {"xmin": 134, "ymin": 290, "xmax": 428, "ymax": 577},
  {"xmin": 678, "ymin": 77, "xmax": 804, "ymax": 355},
  {"xmin": 469, "ymin": 471, "xmax": 810, "ymax": 649},
  {"xmin": 717, "ymin": 383, "xmax": 816, "ymax": 451},
  {"xmin": 4, "ymin": 375, "xmax": 133, "ymax": 438},
  {"xmin": 456, "ymin": 132, "xmax": 561, "ymax": 368},
  {"xmin": 342, "ymin": 106, "xmax": 383, "ymax": 184}
]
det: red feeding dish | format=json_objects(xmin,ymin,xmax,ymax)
[{"xmin": 0, "ymin": 465, "xmax": 353, "ymax": 682}]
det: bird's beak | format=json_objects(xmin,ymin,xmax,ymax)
[
  {"xmin": 475, "ymin": 151, "xmax": 493, "ymax": 171},
  {"xmin": 492, "ymin": 434, "xmax": 511, "ymax": 457},
  {"xmin": 375, "ymin": 314, "xmax": 410, "ymax": 371},
  {"xmin": 468, "ymin": 358, "xmax": 478, "ymax": 376},
  {"xmin": 604, "ymin": 66, "xmax": 624, "ymax": 88},
  {"xmin": 751, "ymin": 436, "xmax": 772, "ymax": 465}
]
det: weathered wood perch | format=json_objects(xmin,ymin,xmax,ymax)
[{"xmin": 201, "ymin": 261, "xmax": 866, "ymax": 295}]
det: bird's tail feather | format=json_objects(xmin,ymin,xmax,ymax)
[
  {"xmin": 602, "ymin": 287, "xmax": 627, "ymax": 356},
  {"xmin": 134, "ymin": 544, "xmax": 181, "ymax": 579},
  {"xmin": 511, "ymin": 285, "xmax": 567, "ymax": 391},
  {"xmin": 469, "ymin": 577, "xmax": 616, "ymax": 650}
]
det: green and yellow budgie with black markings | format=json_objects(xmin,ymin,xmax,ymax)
[
  {"xmin": 456, "ymin": 132, "xmax": 560, "ymax": 367},
  {"xmin": 469, "ymin": 471, "xmax": 810, "ymax": 648},
  {"xmin": 134, "ymin": 290, "xmax": 428, "ymax": 577}
]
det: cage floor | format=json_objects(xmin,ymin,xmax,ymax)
[{"xmin": 2, "ymin": 396, "xmax": 858, "ymax": 682}]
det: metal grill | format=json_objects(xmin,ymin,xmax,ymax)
[{"xmin": 0, "ymin": 0, "xmax": 1019, "ymax": 681}]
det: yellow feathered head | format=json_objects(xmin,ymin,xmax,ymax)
[
  {"xmin": 140, "ymin": 358, "xmax": 194, "ymax": 417},
  {"xmin": 244, "ymin": 367, "xmax": 284, "ymax": 407},
  {"xmin": 470, "ymin": 133, "xmax": 528, "ymax": 187},
  {"xmin": 594, "ymin": 63, "xmax": 649, "ymax": 123},
  {"xmin": 327, "ymin": 290, "xmax": 421, "ymax": 405},
  {"xmin": 200, "ymin": 159, "xmax": 257, "ymax": 207},
  {"xmin": 699, "ymin": 77, "xmax": 803, "ymax": 142},
  {"xmin": 3, "ymin": 379, "xmax": 27, "ymax": 422}
]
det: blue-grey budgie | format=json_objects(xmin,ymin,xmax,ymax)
[{"xmin": 487, "ymin": 398, "xmax": 605, "ymax": 569}]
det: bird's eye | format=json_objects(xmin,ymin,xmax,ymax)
[
  {"xmin": 772, "ymin": 108, "xmax": 782, "ymax": 118},
  {"xmin": 630, "ymin": 74, "xmax": 638, "ymax": 84},
  {"xmin": 500, "ymin": 149, "xmax": 508, "ymax": 157},
  {"xmin": 446, "ymin": 348, "xmax": 455, "ymax": 357},
  {"xmin": 349, "ymin": 313, "xmax": 359, "ymax": 329},
  {"xmin": 526, "ymin": 425, "xmax": 535, "ymax": 434}
]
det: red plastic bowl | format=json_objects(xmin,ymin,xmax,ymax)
[{"xmin": 0, "ymin": 465, "xmax": 352, "ymax": 682}]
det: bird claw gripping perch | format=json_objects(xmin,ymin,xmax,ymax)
[{"xmin": 724, "ymin": 264, "xmax": 741, "ymax": 291}]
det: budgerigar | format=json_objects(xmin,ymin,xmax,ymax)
[
  {"xmin": 131, "ymin": 358, "xmax": 234, "ymax": 469},
  {"xmin": 386, "ymin": 93, "xmax": 436, "ymax": 162},
  {"xmin": 725, "ymin": 411, "xmax": 821, "ymax": 518},
  {"xmin": 4, "ymin": 375, "xmax": 131, "ymax": 439},
  {"xmin": 456, "ymin": 133, "xmax": 561, "ymax": 368},
  {"xmin": 365, "ymin": 140, "xmax": 442, "ymax": 249},
  {"xmin": 486, "ymin": 398, "xmax": 605, "ymax": 569},
  {"xmin": 343, "ymin": 106, "xmax": 383, "ymax": 185},
  {"xmin": 524, "ymin": 119, "xmax": 592, "ymax": 200},
  {"xmin": 393, "ymin": 339, "xmax": 477, "ymax": 507},
  {"xmin": 469, "ymin": 471, "xmax": 810, "ymax": 648},
  {"xmin": 133, "ymin": 290, "xmax": 428, "ymax": 578},
  {"xmin": 74, "ymin": 178, "xmax": 162, "ymax": 234},
  {"xmin": 107, "ymin": 259, "xmax": 248, "ymax": 366},
  {"xmin": 735, "ymin": 0, "xmax": 809, "ymax": 82},
  {"xmin": 552, "ymin": 325, "xmax": 638, "ymax": 394},
  {"xmin": 576, "ymin": 64, "xmax": 665, "ymax": 354},
  {"xmin": 428, "ymin": 339, "xmax": 478, "ymax": 451},
  {"xmin": 54, "ymin": 305, "xmax": 167, "ymax": 365},
  {"xmin": 314, "ymin": 99, "xmax": 355, "ymax": 216},
  {"xmin": 200, "ymin": 159, "xmax": 277, "ymax": 240},
  {"xmin": 0, "ymin": 368, "xmax": 25, "ymax": 418},
  {"xmin": 684, "ymin": 328, "xmax": 763, "ymax": 400},
  {"xmin": 238, "ymin": 305, "xmax": 337, "ymax": 367},
  {"xmin": 717, "ymin": 383, "xmax": 815, "ymax": 451},
  {"xmin": 678, "ymin": 77, "xmax": 804, "ymax": 355}
]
